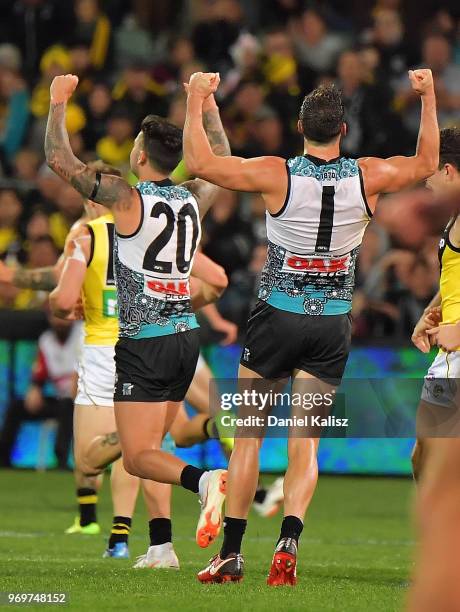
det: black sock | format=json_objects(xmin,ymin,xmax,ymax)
[
  {"xmin": 220, "ymin": 517, "xmax": 247, "ymax": 558},
  {"xmin": 149, "ymin": 518, "xmax": 172, "ymax": 546},
  {"xmin": 278, "ymin": 515, "xmax": 303, "ymax": 544},
  {"xmin": 180, "ymin": 464, "xmax": 206, "ymax": 494},
  {"xmin": 77, "ymin": 488, "xmax": 97, "ymax": 526},
  {"xmin": 254, "ymin": 486, "xmax": 267, "ymax": 504},
  {"xmin": 108, "ymin": 516, "xmax": 131, "ymax": 548}
]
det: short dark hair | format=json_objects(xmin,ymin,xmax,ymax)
[
  {"xmin": 299, "ymin": 84, "xmax": 344, "ymax": 143},
  {"xmin": 140, "ymin": 115, "xmax": 183, "ymax": 173},
  {"xmin": 440, "ymin": 127, "xmax": 460, "ymax": 170}
]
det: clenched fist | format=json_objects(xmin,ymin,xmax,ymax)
[
  {"xmin": 187, "ymin": 72, "xmax": 220, "ymax": 99},
  {"xmin": 408, "ymin": 69, "xmax": 434, "ymax": 96},
  {"xmin": 50, "ymin": 74, "xmax": 79, "ymax": 104}
]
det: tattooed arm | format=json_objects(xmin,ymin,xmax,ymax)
[
  {"xmin": 13, "ymin": 267, "xmax": 58, "ymax": 291},
  {"xmin": 0, "ymin": 260, "xmax": 58, "ymax": 290},
  {"xmin": 183, "ymin": 91, "xmax": 231, "ymax": 217},
  {"xmin": 0, "ymin": 218, "xmax": 89, "ymax": 291},
  {"xmin": 45, "ymin": 75, "xmax": 135, "ymax": 213}
]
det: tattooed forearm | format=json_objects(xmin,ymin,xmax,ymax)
[
  {"xmin": 45, "ymin": 102, "xmax": 132, "ymax": 209},
  {"xmin": 45, "ymin": 102, "xmax": 89, "ymax": 191},
  {"xmin": 203, "ymin": 109, "xmax": 231, "ymax": 158},
  {"xmin": 13, "ymin": 267, "xmax": 57, "ymax": 291}
]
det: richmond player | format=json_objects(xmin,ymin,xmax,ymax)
[{"xmin": 410, "ymin": 127, "xmax": 460, "ymax": 480}]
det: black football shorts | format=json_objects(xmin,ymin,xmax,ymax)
[
  {"xmin": 240, "ymin": 301, "xmax": 352, "ymax": 382},
  {"xmin": 114, "ymin": 329, "xmax": 200, "ymax": 403}
]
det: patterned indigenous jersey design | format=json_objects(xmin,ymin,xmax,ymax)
[
  {"xmin": 260, "ymin": 155, "xmax": 372, "ymax": 316},
  {"xmin": 438, "ymin": 214, "xmax": 460, "ymax": 325},
  {"xmin": 114, "ymin": 179, "xmax": 201, "ymax": 339},
  {"xmin": 83, "ymin": 213, "xmax": 119, "ymax": 346}
]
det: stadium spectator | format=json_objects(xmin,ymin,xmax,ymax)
[
  {"xmin": 262, "ymin": 29, "xmax": 303, "ymax": 140},
  {"xmin": 36, "ymin": 165, "xmax": 65, "ymax": 211},
  {"xmin": 113, "ymin": 11, "xmax": 157, "ymax": 71},
  {"xmin": 12, "ymin": 149, "xmax": 40, "ymax": 183},
  {"xmin": 0, "ymin": 188, "xmax": 22, "ymax": 257},
  {"xmin": 337, "ymin": 49, "xmax": 407, "ymax": 157},
  {"xmin": 397, "ymin": 33, "xmax": 460, "ymax": 135},
  {"xmin": 30, "ymin": 45, "xmax": 73, "ymax": 120},
  {"xmin": 81, "ymin": 81, "xmax": 112, "ymax": 151},
  {"xmin": 73, "ymin": 0, "xmax": 113, "ymax": 72},
  {"xmin": 362, "ymin": 8, "xmax": 414, "ymax": 87},
  {"xmin": 0, "ymin": 315, "xmax": 80, "ymax": 469},
  {"xmin": 218, "ymin": 33, "xmax": 262, "ymax": 99},
  {"xmin": 167, "ymin": 93, "xmax": 187, "ymax": 129},
  {"xmin": 1, "ymin": 0, "xmax": 74, "ymax": 83},
  {"xmin": 202, "ymin": 189, "xmax": 255, "ymax": 277},
  {"xmin": 251, "ymin": 108, "xmax": 294, "ymax": 158},
  {"xmin": 291, "ymin": 8, "xmax": 348, "ymax": 75},
  {"xmin": 154, "ymin": 36, "xmax": 197, "ymax": 94},
  {"xmin": 48, "ymin": 184, "xmax": 83, "ymax": 251},
  {"xmin": 95, "ymin": 109, "xmax": 134, "ymax": 169},
  {"xmin": 0, "ymin": 60, "xmax": 29, "ymax": 170},
  {"xmin": 191, "ymin": 0, "xmax": 243, "ymax": 73},
  {"xmin": 112, "ymin": 62, "xmax": 169, "ymax": 126},
  {"xmin": 24, "ymin": 207, "xmax": 51, "ymax": 242},
  {"xmin": 222, "ymin": 80, "xmax": 274, "ymax": 157}
]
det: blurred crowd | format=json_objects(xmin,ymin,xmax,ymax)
[{"xmin": 0, "ymin": 0, "xmax": 459, "ymax": 342}]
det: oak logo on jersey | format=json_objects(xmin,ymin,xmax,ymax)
[
  {"xmin": 144, "ymin": 278, "xmax": 191, "ymax": 301},
  {"xmin": 283, "ymin": 253, "xmax": 351, "ymax": 276}
]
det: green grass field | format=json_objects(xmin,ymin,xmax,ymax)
[{"xmin": 0, "ymin": 470, "xmax": 415, "ymax": 611}]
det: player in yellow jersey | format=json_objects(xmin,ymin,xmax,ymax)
[{"xmin": 410, "ymin": 128, "xmax": 460, "ymax": 481}]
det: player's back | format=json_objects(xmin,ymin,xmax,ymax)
[
  {"xmin": 83, "ymin": 213, "xmax": 118, "ymax": 345},
  {"xmin": 261, "ymin": 154, "xmax": 372, "ymax": 316},
  {"xmin": 114, "ymin": 179, "xmax": 201, "ymax": 339}
]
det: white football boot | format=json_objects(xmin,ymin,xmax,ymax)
[
  {"xmin": 253, "ymin": 477, "xmax": 284, "ymax": 517},
  {"xmin": 133, "ymin": 543, "xmax": 180, "ymax": 569},
  {"xmin": 196, "ymin": 469, "xmax": 227, "ymax": 548}
]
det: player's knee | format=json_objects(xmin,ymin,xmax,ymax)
[{"xmin": 122, "ymin": 452, "xmax": 144, "ymax": 477}]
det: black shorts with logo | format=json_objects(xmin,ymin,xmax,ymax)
[
  {"xmin": 114, "ymin": 329, "xmax": 200, "ymax": 403},
  {"xmin": 240, "ymin": 301, "xmax": 352, "ymax": 382}
]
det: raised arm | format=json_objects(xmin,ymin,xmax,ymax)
[
  {"xmin": 360, "ymin": 69, "xmax": 439, "ymax": 197},
  {"xmin": 45, "ymin": 74, "xmax": 135, "ymax": 211},
  {"xmin": 183, "ymin": 72, "xmax": 287, "ymax": 210},
  {"xmin": 183, "ymin": 91, "xmax": 231, "ymax": 217}
]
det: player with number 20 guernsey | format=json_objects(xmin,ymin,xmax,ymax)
[{"xmin": 44, "ymin": 73, "xmax": 231, "ymax": 551}]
